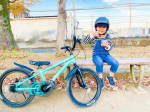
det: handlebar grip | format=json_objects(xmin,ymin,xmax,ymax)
[
  {"xmin": 61, "ymin": 47, "xmax": 66, "ymax": 49},
  {"xmin": 61, "ymin": 46, "xmax": 71, "ymax": 50}
]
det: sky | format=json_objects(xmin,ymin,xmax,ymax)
[{"xmin": 28, "ymin": 0, "xmax": 150, "ymax": 32}]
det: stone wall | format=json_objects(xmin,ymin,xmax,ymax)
[{"xmin": 112, "ymin": 37, "xmax": 150, "ymax": 47}]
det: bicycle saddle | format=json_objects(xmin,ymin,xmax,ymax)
[{"xmin": 29, "ymin": 61, "xmax": 50, "ymax": 66}]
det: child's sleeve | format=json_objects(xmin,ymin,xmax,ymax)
[
  {"xmin": 105, "ymin": 36, "xmax": 113, "ymax": 51},
  {"xmin": 82, "ymin": 34, "xmax": 93, "ymax": 44}
]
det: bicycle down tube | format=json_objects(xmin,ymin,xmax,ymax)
[{"xmin": 15, "ymin": 55, "xmax": 76, "ymax": 89}]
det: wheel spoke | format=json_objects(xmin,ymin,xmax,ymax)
[
  {"xmin": 0, "ymin": 69, "xmax": 35, "ymax": 107},
  {"xmin": 19, "ymin": 94, "xmax": 24, "ymax": 102},
  {"xmin": 14, "ymin": 93, "xmax": 18, "ymax": 103},
  {"xmin": 68, "ymin": 68, "xmax": 101, "ymax": 107},
  {"xmin": 72, "ymin": 88, "xmax": 82, "ymax": 95},
  {"xmin": 8, "ymin": 93, "xmax": 15, "ymax": 101},
  {"xmin": 87, "ymin": 93, "xmax": 91, "ymax": 101},
  {"xmin": 91, "ymin": 89, "xmax": 97, "ymax": 94},
  {"xmin": 82, "ymin": 89, "xmax": 87, "ymax": 102},
  {"xmin": 75, "ymin": 88, "xmax": 83, "ymax": 99}
]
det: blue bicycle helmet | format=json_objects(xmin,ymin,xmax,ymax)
[{"xmin": 95, "ymin": 17, "xmax": 109, "ymax": 32}]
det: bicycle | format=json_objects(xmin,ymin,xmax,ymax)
[{"xmin": 0, "ymin": 36, "xmax": 102, "ymax": 107}]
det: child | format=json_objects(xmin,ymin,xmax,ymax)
[{"xmin": 82, "ymin": 17, "xmax": 119, "ymax": 89}]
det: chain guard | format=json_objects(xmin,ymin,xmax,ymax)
[{"xmin": 30, "ymin": 81, "xmax": 53, "ymax": 97}]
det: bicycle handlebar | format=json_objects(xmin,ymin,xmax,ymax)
[
  {"xmin": 61, "ymin": 46, "xmax": 70, "ymax": 50},
  {"xmin": 60, "ymin": 35, "xmax": 82, "ymax": 53}
]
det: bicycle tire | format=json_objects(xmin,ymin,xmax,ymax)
[
  {"xmin": 67, "ymin": 68, "xmax": 101, "ymax": 107},
  {"xmin": 0, "ymin": 67, "xmax": 36, "ymax": 107}
]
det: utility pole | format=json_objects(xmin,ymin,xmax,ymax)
[
  {"xmin": 146, "ymin": 22, "xmax": 148, "ymax": 28},
  {"xmin": 73, "ymin": 0, "xmax": 76, "ymax": 35},
  {"xmin": 91, "ymin": 15, "xmax": 93, "ymax": 32},
  {"xmin": 130, "ymin": 0, "xmax": 132, "ymax": 28}
]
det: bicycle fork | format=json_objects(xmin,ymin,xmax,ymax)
[{"xmin": 74, "ymin": 64, "xmax": 88, "ymax": 89}]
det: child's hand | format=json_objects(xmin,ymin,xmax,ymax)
[
  {"xmin": 93, "ymin": 31, "xmax": 101, "ymax": 37},
  {"xmin": 101, "ymin": 41, "xmax": 108, "ymax": 48}
]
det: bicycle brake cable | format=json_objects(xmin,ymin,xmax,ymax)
[
  {"xmin": 74, "ymin": 48, "xmax": 80, "ymax": 58},
  {"xmin": 79, "ymin": 43, "xmax": 86, "ymax": 68}
]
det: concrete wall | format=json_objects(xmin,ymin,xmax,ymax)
[
  {"xmin": 11, "ymin": 17, "xmax": 58, "ymax": 42},
  {"xmin": 10, "ymin": 14, "xmax": 74, "ymax": 48},
  {"xmin": 83, "ymin": 31, "xmax": 93, "ymax": 36},
  {"xmin": 118, "ymin": 28, "xmax": 150, "ymax": 37},
  {"xmin": 76, "ymin": 28, "xmax": 83, "ymax": 39}
]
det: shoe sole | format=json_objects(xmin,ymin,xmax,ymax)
[{"xmin": 106, "ymin": 76, "xmax": 115, "ymax": 87}]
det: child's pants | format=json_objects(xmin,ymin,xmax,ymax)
[{"xmin": 92, "ymin": 54, "xmax": 119, "ymax": 74}]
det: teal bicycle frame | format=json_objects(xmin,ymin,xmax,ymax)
[{"xmin": 15, "ymin": 55, "xmax": 76, "ymax": 91}]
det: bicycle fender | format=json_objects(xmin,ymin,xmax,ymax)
[
  {"xmin": 14, "ymin": 62, "xmax": 34, "ymax": 74},
  {"xmin": 64, "ymin": 67, "xmax": 77, "ymax": 80}
]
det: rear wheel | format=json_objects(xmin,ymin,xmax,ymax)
[
  {"xmin": 67, "ymin": 68, "xmax": 101, "ymax": 107},
  {"xmin": 0, "ymin": 67, "xmax": 36, "ymax": 107}
]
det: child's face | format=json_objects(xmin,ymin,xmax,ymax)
[{"xmin": 96, "ymin": 26, "xmax": 107, "ymax": 34}]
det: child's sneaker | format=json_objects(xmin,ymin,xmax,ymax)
[
  {"xmin": 100, "ymin": 78, "xmax": 104, "ymax": 89},
  {"xmin": 106, "ymin": 74, "xmax": 115, "ymax": 86}
]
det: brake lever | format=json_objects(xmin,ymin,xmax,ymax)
[
  {"xmin": 65, "ymin": 48, "xmax": 71, "ymax": 53},
  {"xmin": 77, "ymin": 38, "xmax": 81, "ymax": 44},
  {"xmin": 65, "ymin": 49, "xmax": 68, "ymax": 53}
]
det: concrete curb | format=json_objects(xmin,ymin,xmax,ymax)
[
  {"xmin": 0, "ymin": 70, "xmax": 150, "ymax": 79},
  {"xmin": 1, "ymin": 70, "xmax": 150, "ymax": 73}
]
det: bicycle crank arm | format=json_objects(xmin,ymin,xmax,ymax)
[
  {"xmin": 43, "ymin": 80, "xmax": 56, "ymax": 91},
  {"xmin": 43, "ymin": 85, "xmax": 51, "ymax": 91}
]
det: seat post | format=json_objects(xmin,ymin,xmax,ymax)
[{"xmin": 38, "ymin": 65, "xmax": 42, "ymax": 69}]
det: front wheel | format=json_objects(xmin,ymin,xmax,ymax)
[{"xmin": 67, "ymin": 68, "xmax": 101, "ymax": 107}]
